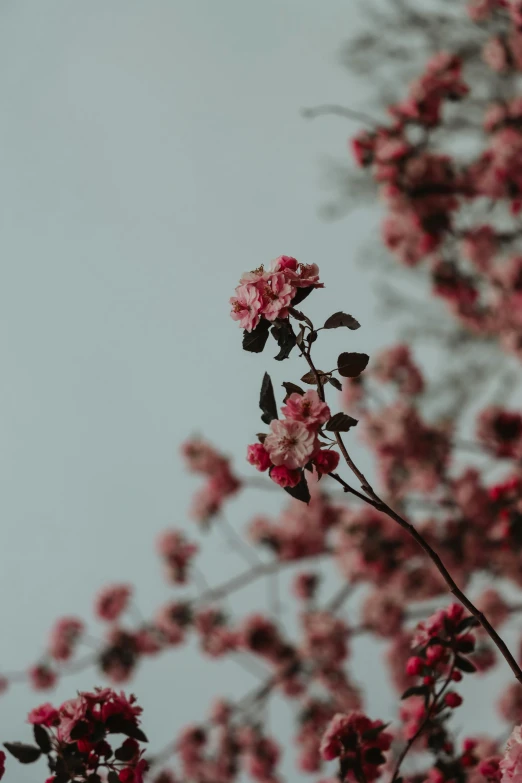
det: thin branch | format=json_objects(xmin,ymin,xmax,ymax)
[{"xmin": 301, "ymin": 104, "xmax": 380, "ymax": 128}]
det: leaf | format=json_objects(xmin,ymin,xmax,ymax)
[
  {"xmin": 105, "ymin": 715, "xmax": 148, "ymax": 741},
  {"xmin": 364, "ymin": 748, "xmax": 386, "ymax": 765},
  {"xmin": 296, "ymin": 324, "xmax": 306, "ymax": 348},
  {"xmin": 242, "ymin": 319, "xmax": 270, "ymax": 353},
  {"xmin": 33, "ymin": 724, "xmax": 52, "ymax": 754},
  {"xmin": 301, "ymin": 370, "xmax": 327, "ymax": 385},
  {"xmin": 325, "ymin": 412, "xmax": 358, "ymax": 432},
  {"xmin": 290, "ymin": 286, "xmax": 313, "ymax": 306},
  {"xmin": 288, "ymin": 307, "xmax": 313, "ymax": 328},
  {"xmin": 125, "ymin": 725, "xmax": 148, "ymax": 743},
  {"xmin": 69, "ymin": 721, "xmax": 90, "ymax": 740},
  {"xmin": 3, "ymin": 742, "xmax": 42, "ymax": 764},
  {"xmin": 282, "ymin": 382, "xmax": 304, "ymax": 401},
  {"xmin": 283, "ymin": 474, "xmax": 311, "ymax": 504},
  {"xmin": 324, "ymin": 312, "xmax": 361, "ymax": 330},
  {"xmin": 271, "ymin": 320, "xmax": 297, "ymax": 361},
  {"xmin": 256, "ymin": 432, "xmax": 267, "ymax": 443},
  {"xmin": 400, "ymin": 685, "xmax": 429, "ymax": 700},
  {"xmin": 108, "ymin": 773, "xmax": 120, "ymax": 783},
  {"xmin": 259, "ymin": 373, "xmax": 278, "ymax": 425},
  {"xmin": 455, "ymin": 655, "xmax": 476, "ymax": 673},
  {"xmin": 362, "ymin": 723, "xmax": 390, "ymax": 742},
  {"xmin": 114, "ymin": 742, "xmax": 137, "ymax": 762},
  {"xmin": 455, "ymin": 616, "xmax": 479, "ymax": 633},
  {"xmin": 337, "ymin": 352, "xmax": 370, "ymax": 378},
  {"xmin": 328, "ymin": 376, "xmax": 343, "ymax": 391}
]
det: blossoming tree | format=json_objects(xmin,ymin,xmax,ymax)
[{"xmin": 5, "ymin": 2, "xmax": 522, "ymax": 783}]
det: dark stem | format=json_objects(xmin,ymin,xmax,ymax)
[{"xmin": 303, "ymin": 337, "xmax": 522, "ymax": 684}]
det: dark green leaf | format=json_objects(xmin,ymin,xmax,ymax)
[
  {"xmin": 455, "ymin": 616, "xmax": 479, "ymax": 633},
  {"xmin": 324, "ymin": 312, "xmax": 361, "ymax": 330},
  {"xmin": 301, "ymin": 370, "xmax": 327, "ymax": 385},
  {"xmin": 124, "ymin": 725, "xmax": 148, "ymax": 743},
  {"xmin": 362, "ymin": 723, "xmax": 390, "ymax": 742},
  {"xmin": 325, "ymin": 412, "xmax": 358, "ymax": 432},
  {"xmin": 105, "ymin": 715, "xmax": 147, "ymax": 742},
  {"xmin": 288, "ymin": 307, "xmax": 313, "ymax": 328},
  {"xmin": 401, "ymin": 685, "xmax": 429, "ymax": 700},
  {"xmin": 328, "ymin": 376, "xmax": 343, "ymax": 391},
  {"xmin": 282, "ymin": 382, "xmax": 304, "ymax": 401},
  {"xmin": 337, "ymin": 352, "xmax": 370, "ymax": 378},
  {"xmin": 33, "ymin": 725, "xmax": 51, "ymax": 754},
  {"xmin": 114, "ymin": 742, "xmax": 137, "ymax": 762},
  {"xmin": 283, "ymin": 474, "xmax": 311, "ymax": 504},
  {"xmin": 108, "ymin": 773, "xmax": 120, "ymax": 783},
  {"xmin": 259, "ymin": 373, "xmax": 278, "ymax": 425},
  {"xmin": 69, "ymin": 721, "xmax": 90, "ymax": 740},
  {"xmin": 271, "ymin": 321, "xmax": 297, "ymax": 361},
  {"xmin": 4, "ymin": 742, "xmax": 42, "ymax": 764},
  {"xmin": 290, "ymin": 286, "xmax": 313, "ymax": 306},
  {"xmin": 364, "ymin": 748, "xmax": 386, "ymax": 765},
  {"xmin": 242, "ymin": 319, "xmax": 270, "ymax": 353},
  {"xmin": 455, "ymin": 655, "xmax": 476, "ymax": 673}
]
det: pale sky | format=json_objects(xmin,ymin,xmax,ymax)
[{"xmin": 0, "ymin": 2, "xmax": 513, "ymax": 781}]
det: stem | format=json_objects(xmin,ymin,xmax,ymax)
[
  {"xmin": 391, "ymin": 662, "xmax": 456, "ymax": 782},
  {"xmin": 303, "ymin": 341, "xmax": 522, "ymax": 684}
]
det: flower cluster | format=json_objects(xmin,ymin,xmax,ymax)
[
  {"xmin": 320, "ymin": 712, "xmax": 392, "ymax": 782},
  {"xmin": 156, "ymin": 529, "xmax": 198, "ymax": 584},
  {"xmin": 247, "ymin": 390, "xmax": 339, "ymax": 490},
  {"xmin": 230, "ymin": 256, "xmax": 322, "ymax": 332},
  {"xmin": 181, "ymin": 437, "xmax": 241, "ymax": 524},
  {"xmin": 4, "ymin": 688, "xmax": 148, "ymax": 783}
]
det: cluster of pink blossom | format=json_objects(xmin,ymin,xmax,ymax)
[
  {"xmin": 319, "ymin": 712, "xmax": 392, "ymax": 782},
  {"xmin": 181, "ymin": 438, "xmax": 241, "ymax": 524},
  {"xmin": 247, "ymin": 390, "xmax": 340, "ymax": 489},
  {"xmin": 156, "ymin": 529, "xmax": 198, "ymax": 584},
  {"xmin": 229, "ymin": 256, "xmax": 322, "ymax": 333},
  {"xmin": 349, "ymin": 4, "xmax": 522, "ymax": 359},
  {"xmin": 12, "ymin": 6, "xmax": 522, "ymax": 778},
  {"xmin": 3, "ymin": 688, "xmax": 148, "ymax": 782}
]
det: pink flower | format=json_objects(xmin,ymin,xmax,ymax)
[
  {"xmin": 281, "ymin": 390, "xmax": 331, "ymax": 427},
  {"xmin": 48, "ymin": 617, "xmax": 84, "ymax": 661},
  {"xmin": 270, "ymin": 465, "xmax": 301, "ymax": 488},
  {"xmin": 445, "ymin": 692, "xmax": 463, "ymax": 709},
  {"xmin": 293, "ymin": 572, "xmax": 319, "ymax": 601},
  {"xmin": 260, "ymin": 272, "xmax": 295, "ymax": 321},
  {"xmin": 500, "ymin": 726, "xmax": 522, "ymax": 783},
  {"xmin": 156, "ymin": 530, "xmax": 198, "ymax": 584},
  {"xmin": 95, "ymin": 584, "xmax": 132, "ymax": 622},
  {"xmin": 313, "ymin": 449, "xmax": 340, "ymax": 476},
  {"xmin": 264, "ymin": 419, "xmax": 316, "ymax": 469},
  {"xmin": 269, "ymin": 255, "xmax": 299, "ymax": 273},
  {"xmin": 230, "ymin": 283, "xmax": 263, "ymax": 331},
  {"xmin": 320, "ymin": 712, "xmax": 392, "ymax": 781},
  {"xmin": 27, "ymin": 702, "xmax": 59, "ymax": 726},
  {"xmin": 29, "ymin": 665, "xmax": 57, "ymax": 691},
  {"xmin": 246, "ymin": 443, "xmax": 272, "ymax": 471}
]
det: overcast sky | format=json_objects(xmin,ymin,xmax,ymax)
[{"xmin": 0, "ymin": 2, "xmax": 513, "ymax": 781}]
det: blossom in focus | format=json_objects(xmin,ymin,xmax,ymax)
[
  {"xmin": 264, "ymin": 419, "xmax": 316, "ymax": 469},
  {"xmin": 230, "ymin": 283, "xmax": 263, "ymax": 332},
  {"xmin": 281, "ymin": 390, "xmax": 331, "ymax": 427}
]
